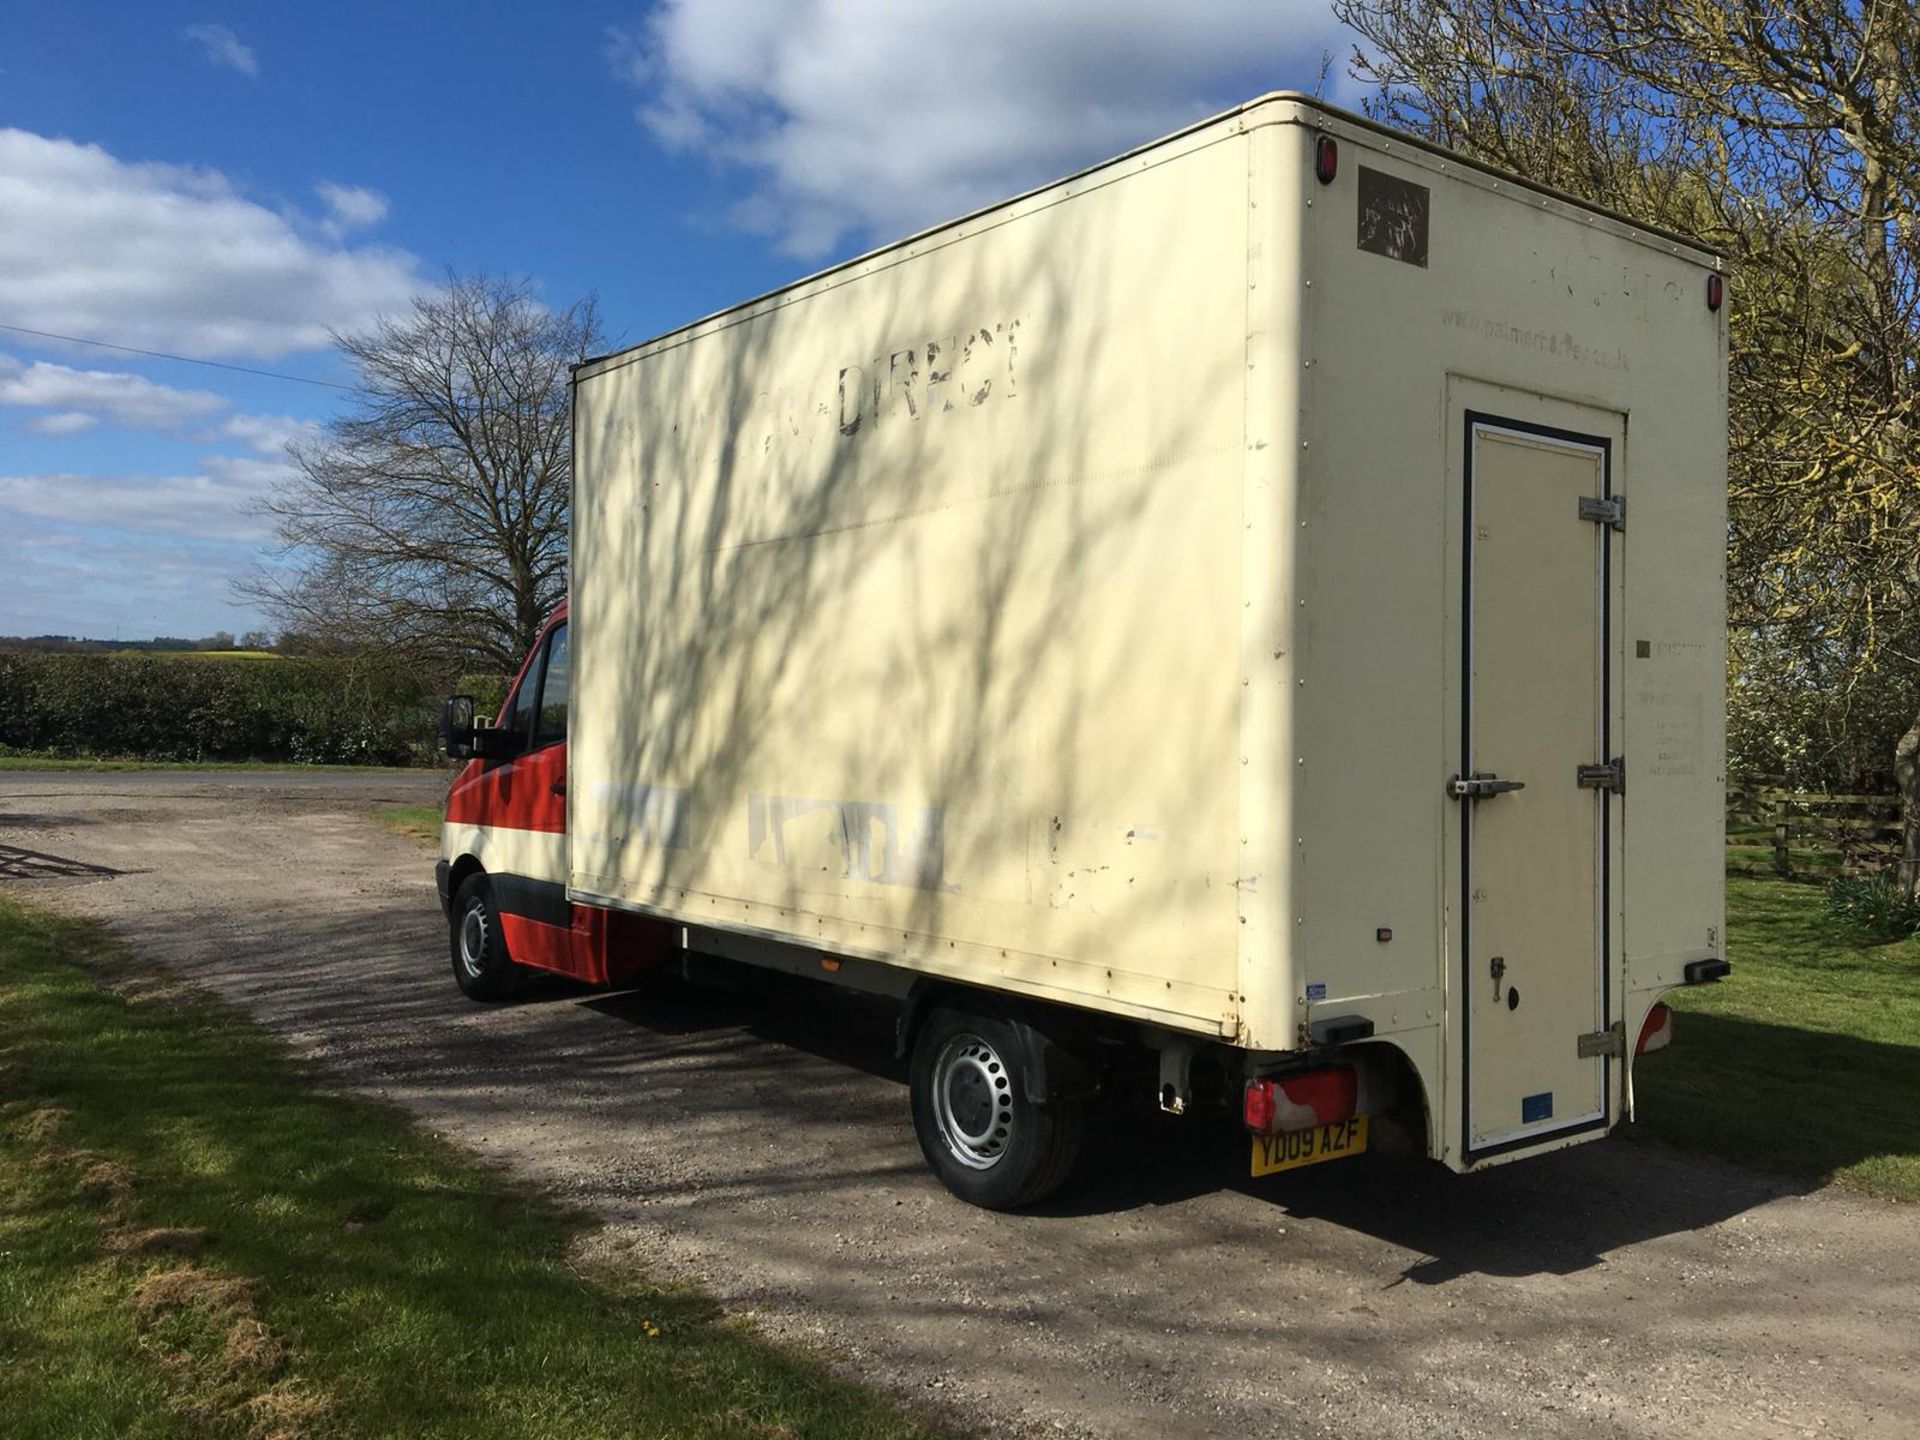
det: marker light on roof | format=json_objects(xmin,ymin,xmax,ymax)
[{"xmin": 1315, "ymin": 134, "xmax": 1338, "ymax": 185}]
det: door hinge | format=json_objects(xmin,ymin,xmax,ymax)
[
  {"xmin": 1578, "ymin": 494, "xmax": 1625, "ymax": 530},
  {"xmin": 1576, "ymin": 758, "xmax": 1625, "ymax": 794},
  {"xmin": 1577, "ymin": 1021, "xmax": 1625, "ymax": 1059}
]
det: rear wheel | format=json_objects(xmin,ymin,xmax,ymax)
[
  {"xmin": 449, "ymin": 873, "xmax": 519, "ymax": 1001},
  {"xmin": 909, "ymin": 1006, "xmax": 1085, "ymax": 1209}
]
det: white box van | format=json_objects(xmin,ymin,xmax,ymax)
[{"xmin": 439, "ymin": 92, "xmax": 1729, "ymax": 1208}]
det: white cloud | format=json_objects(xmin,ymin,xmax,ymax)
[
  {"xmin": 216, "ymin": 412, "xmax": 321, "ymax": 456},
  {"xmin": 0, "ymin": 469, "xmax": 279, "ymax": 543},
  {"xmin": 0, "ymin": 518, "xmax": 265, "ymax": 639},
  {"xmin": 315, "ymin": 181, "xmax": 389, "ymax": 233},
  {"xmin": 184, "ymin": 23, "xmax": 258, "ymax": 78},
  {"xmin": 204, "ymin": 452, "xmax": 299, "ymax": 492},
  {"xmin": 0, "ymin": 129, "xmax": 423, "ymax": 359},
  {"xmin": 0, "ymin": 353, "xmax": 226, "ymax": 431},
  {"xmin": 0, "ymin": 349, "xmax": 317, "ymax": 559},
  {"xmin": 611, "ymin": 0, "xmax": 1351, "ymax": 256},
  {"xmin": 22, "ymin": 411, "xmax": 98, "ymax": 437},
  {"xmin": 0, "ymin": 352, "xmax": 328, "ymax": 480}
]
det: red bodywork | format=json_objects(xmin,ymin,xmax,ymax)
[{"xmin": 445, "ymin": 603, "xmax": 671, "ymax": 986}]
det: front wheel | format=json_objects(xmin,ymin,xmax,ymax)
[
  {"xmin": 909, "ymin": 1006, "xmax": 1085, "ymax": 1210},
  {"xmin": 448, "ymin": 873, "xmax": 520, "ymax": 1001}
]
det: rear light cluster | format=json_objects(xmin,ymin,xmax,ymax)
[
  {"xmin": 1244, "ymin": 1065, "xmax": 1357, "ymax": 1135},
  {"xmin": 1637, "ymin": 1002, "xmax": 1673, "ymax": 1055}
]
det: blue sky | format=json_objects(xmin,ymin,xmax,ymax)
[{"xmin": 0, "ymin": 1, "xmax": 1351, "ymax": 640}]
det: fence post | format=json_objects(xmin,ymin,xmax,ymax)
[{"xmin": 1774, "ymin": 798, "xmax": 1791, "ymax": 878}]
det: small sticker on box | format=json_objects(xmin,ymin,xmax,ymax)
[
  {"xmin": 1522, "ymin": 1092, "xmax": 1554, "ymax": 1123},
  {"xmin": 1305, "ymin": 982, "xmax": 1327, "ymax": 1003}
]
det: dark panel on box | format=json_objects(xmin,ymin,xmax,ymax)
[{"xmin": 1358, "ymin": 166, "xmax": 1430, "ymax": 267}]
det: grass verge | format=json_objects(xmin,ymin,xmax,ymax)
[
  {"xmin": 373, "ymin": 804, "xmax": 443, "ymax": 845},
  {"xmin": 0, "ymin": 898, "xmax": 951, "ymax": 1440},
  {"xmin": 1632, "ymin": 875, "xmax": 1920, "ymax": 1202},
  {"xmin": 0, "ymin": 754, "xmax": 435, "ymax": 773}
]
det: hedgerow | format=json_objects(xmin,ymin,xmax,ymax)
[{"xmin": 0, "ymin": 653, "xmax": 482, "ymax": 766}]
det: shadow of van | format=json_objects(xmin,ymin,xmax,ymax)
[
  {"xmin": 570, "ymin": 967, "xmax": 1856, "ymax": 1281},
  {"xmin": 1630, "ymin": 1008, "xmax": 1920, "ymax": 1200}
]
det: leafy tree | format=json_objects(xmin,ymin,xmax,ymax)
[
  {"xmin": 243, "ymin": 274, "xmax": 602, "ymax": 670},
  {"xmin": 1337, "ymin": 0, "xmax": 1920, "ymax": 881}
]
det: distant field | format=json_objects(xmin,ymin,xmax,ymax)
[
  {"xmin": 1, "ymin": 649, "xmax": 286, "ymax": 662},
  {"xmin": 110, "ymin": 649, "xmax": 281, "ymax": 661}
]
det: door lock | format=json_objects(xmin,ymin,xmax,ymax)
[
  {"xmin": 1489, "ymin": 954, "xmax": 1506, "ymax": 1000},
  {"xmin": 1448, "ymin": 772, "xmax": 1526, "ymax": 800}
]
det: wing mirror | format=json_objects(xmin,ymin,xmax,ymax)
[
  {"xmin": 439, "ymin": 695, "xmax": 478, "ymax": 760},
  {"xmin": 442, "ymin": 695, "xmax": 523, "ymax": 762}
]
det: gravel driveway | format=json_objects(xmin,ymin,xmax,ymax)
[{"xmin": 3, "ymin": 771, "xmax": 1915, "ymax": 1439}]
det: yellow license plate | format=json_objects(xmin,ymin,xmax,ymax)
[{"xmin": 1250, "ymin": 1116, "xmax": 1369, "ymax": 1176}]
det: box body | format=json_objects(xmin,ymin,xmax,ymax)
[{"xmin": 570, "ymin": 95, "xmax": 1726, "ymax": 1167}]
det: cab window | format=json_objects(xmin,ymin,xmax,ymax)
[
  {"xmin": 504, "ymin": 645, "xmax": 543, "ymax": 740},
  {"xmin": 534, "ymin": 623, "xmax": 568, "ymax": 747}
]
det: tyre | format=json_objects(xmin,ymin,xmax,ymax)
[
  {"xmin": 448, "ymin": 873, "xmax": 520, "ymax": 1001},
  {"xmin": 909, "ymin": 1005, "xmax": 1086, "ymax": 1209}
]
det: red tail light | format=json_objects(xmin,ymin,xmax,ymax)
[
  {"xmin": 1244, "ymin": 1079, "xmax": 1276, "ymax": 1132},
  {"xmin": 1636, "ymin": 1002, "xmax": 1673, "ymax": 1055},
  {"xmin": 1244, "ymin": 1066, "xmax": 1358, "ymax": 1134}
]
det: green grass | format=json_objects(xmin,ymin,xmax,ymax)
[
  {"xmin": 0, "ymin": 755, "xmax": 433, "ymax": 772},
  {"xmin": 374, "ymin": 804, "xmax": 444, "ymax": 846},
  {"xmin": 1633, "ymin": 875, "xmax": 1920, "ymax": 1202},
  {"xmin": 0, "ymin": 899, "xmax": 952, "ymax": 1440}
]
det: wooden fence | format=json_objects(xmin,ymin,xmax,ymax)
[{"xmin": 1726, "ymin": 783, "xmax": 1904, "ymax": 879}]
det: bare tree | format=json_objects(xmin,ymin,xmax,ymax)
[{"xmin": 242, "ymin": 274, "xmax": 602, "ymax": 671}]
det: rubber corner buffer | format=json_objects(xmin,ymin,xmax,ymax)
[
  {"xmin": 1683, "ymin": 958, "xmax": 1731, "ymax": 986},
  {"xmin": 1307, "ymin": 1014, "xmax": 1375, "ymax": 1046}
]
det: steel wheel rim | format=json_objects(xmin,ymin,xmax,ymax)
[
  {"xmin": 458, "ymin": 903, "xmax": 489, "ymax": 978},
  {"xmin": 931, "ymin": 1033, "xmax": 1014, "ymax": 1170}
]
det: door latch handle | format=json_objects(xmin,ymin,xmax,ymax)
[
  {"xmin": 1447, "ymin": 772, "xmax": 1526, "ymax": 800},
  {"xmin": 550, "ymin": 779, "xmax": 567, "ymax": 797}
]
